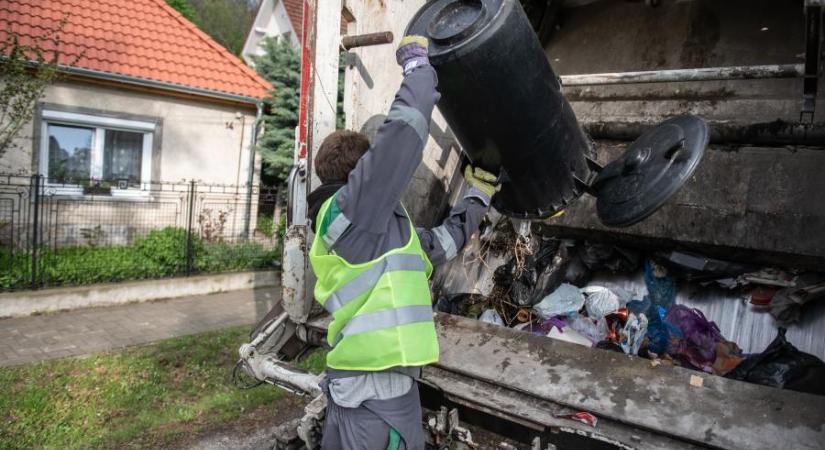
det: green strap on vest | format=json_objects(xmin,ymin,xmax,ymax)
[{"xmin": 309, "ymin": 195, "xmax": 439, "ymax": 371}]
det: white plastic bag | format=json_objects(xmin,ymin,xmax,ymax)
[
  {"xmin": 479, "ymin": 309, "xmax": 504, "ymax": 326},
  {"xmin": 620, "ymin": 312, "xmax": 649, "ymax": 355},
  {"xmin": 547, "ymin": 327, "xmax": 593, "ymax": 347},
  {"xmin": 582, "ymin": 285, "xmax": 621, "ymax": 318},
  {"xmin": 533, "ymin": 283, "xmax": 585, "ymax": 319},
  {"xmin": 566, "ymin": 314, "xmax": 609, "ymax": 344}
]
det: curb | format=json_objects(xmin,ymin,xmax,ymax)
[{"xmin": 0, "ymin": 271, "xmax": 279, "ymax": 318}]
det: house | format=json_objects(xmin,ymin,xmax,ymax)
[
  {"xmin": 242, "ymin": 0, "xmax": 304, "ymax": 64},
  {"xmin": 0, "ymin": 0, "xmax": 273, "ymax": 246}
]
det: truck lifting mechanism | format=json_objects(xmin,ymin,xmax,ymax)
[{"xmin": 236, "ymin": 0, "xmax": 825, "ymax": 448}]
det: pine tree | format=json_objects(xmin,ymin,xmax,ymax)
[
  {"xmin": 165, "ymin": 0, "xmax": 199, "ymax": 24},
  {"xmin": 252, "ymin": 37, "xmax": 300, "ymax": 185}
]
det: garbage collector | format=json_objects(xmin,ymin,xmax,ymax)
[{"xmin": 307, "ymin": 35, "xmax": 500, "ymax": 449}]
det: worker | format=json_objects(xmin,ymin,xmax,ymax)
[{"xmin": 307, "ymin": 35, "xmax": 500, "ymax": 450}]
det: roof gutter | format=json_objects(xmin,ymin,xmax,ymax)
[
  {"xmin": 60, "ymin": 65, "xmax": 263, "ymax": 106},
  {"xmin": 243, "ymin": 101, "xmax": 265, "ymax": 238}
]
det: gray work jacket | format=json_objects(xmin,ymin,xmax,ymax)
[{"xmin": 320, "ymin": 64, "xmax": 489, "ymax": 409}]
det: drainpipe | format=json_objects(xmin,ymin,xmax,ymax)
[{"xmin": 243, "ymin": 102, "xmax": 264, "ymax": 239}]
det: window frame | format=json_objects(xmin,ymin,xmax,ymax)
[{"xmin": 39, "ymin": 110, "xmax": 155, "ymax": 198}]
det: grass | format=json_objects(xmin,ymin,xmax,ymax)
[
  {"xmin": 1, "ymin": 226, "xmax": 280, "ymax": 291},
  {"xmin": 0, "ymin": 326, "xmax": 326, "ymax": 450}
]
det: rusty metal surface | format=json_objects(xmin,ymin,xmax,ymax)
[
  {"xmin": 560, "ymin": 64, "xmax": 804, "ymax": 86},
  {"xmin": 421, "ymin": 366, "xmax": 704, "ymax": 450},
  {"xmin": 582, "ymin": 120, "xmax": 825, "ymax": 146},
  {"xmin": 432, "ymin": 313, "xmax": 825, "ymax": 450},
  {"xmin": 281, "ymin": 225, "xmax": 311, "ymax": 324},
  {"xmin": 542, "ymin": 144, "xmax": 825, "ymax": 270},
  {"xmin": 341, "ymin": 31, "xmax": 394, "ymax": 50}
]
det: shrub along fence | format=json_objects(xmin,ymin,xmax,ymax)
[{"xmin": 0, "ymin": 174, "xmax": 284, "ymax": 291}]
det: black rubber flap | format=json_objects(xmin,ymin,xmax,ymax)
[{"xmin": 594, "ymin": 115, "xmax": 709, "ymax": 227}]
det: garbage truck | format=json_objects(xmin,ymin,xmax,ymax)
[{"xmin": 237, "ymin": 0, "xmax": 825, "ymax": 448}]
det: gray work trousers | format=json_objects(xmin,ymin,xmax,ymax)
[{"xmin": 320, "ymin": 378, "xmax": 425, "ymax": 450}]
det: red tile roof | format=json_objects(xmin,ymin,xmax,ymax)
[
  {"xmin": 282, "ymin": 0, "xmax": 303, "ymax": 41},
  {"xmin": 0, "ymin": 0, "xmax": 271, "ymax": 102}
]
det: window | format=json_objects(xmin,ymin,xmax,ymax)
[{"xmin": 39, "ymin": 110, "xmax": 155, "ymax": 194}]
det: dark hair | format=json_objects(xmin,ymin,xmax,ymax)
[{"xmin": 314, "ymin": 130, "xmax": 370, "ymax": 183}]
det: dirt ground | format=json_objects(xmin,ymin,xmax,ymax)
[
  {"xmin": 175, "ymin": 395, "xmax": 309, "ymax": 450},
  {"xmin": 174, "ymin": 394, "xmax": 526, "ymax": 450}
]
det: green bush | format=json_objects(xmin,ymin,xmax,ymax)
[
  {"xmin": 195, "ymin": 241, "xmax": 277, "ymax": 273},
  {"xmin": 39, "ymin": 246, "xmax": 151, "ymax": 285},
  {"xmin": 0, "ymin": 247, "xmax": 30, "ymax": 290},
  {"xmin": 256, "ymin": 215, "xmax": 274, "ymax": 238},
  {"xmin": 134, "ymin": 227, "xmax": 201, "ymax": 274}
]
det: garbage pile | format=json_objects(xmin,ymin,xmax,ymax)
[{"xmin": 436, "ymin": 234, "xmax": 825, "ymax": 396}]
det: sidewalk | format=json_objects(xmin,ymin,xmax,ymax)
[{"xmin": 0, "ymin": 288, "xmax": 280, "ymax": 368}]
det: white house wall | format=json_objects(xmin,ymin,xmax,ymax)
[
  {"xmin": 243, "ymin": 0, "xmax": 299, "ymax": 64},
  {"xmin": 0, "ymin": 79, "xmax": 263, "ymax": 246},
  {"xmin": 1, "ymin": 79, "xmax": 259, "ymax": 185}
]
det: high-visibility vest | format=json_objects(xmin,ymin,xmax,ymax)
[{"xmin": 309, "ymin": 195, "xmax": 439, "ymax": 371}]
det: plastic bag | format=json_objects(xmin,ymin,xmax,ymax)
[
  {"xmin": 533, "ymin": 283, "xmax": 585, "ymax": 319},
  {"xmin": 646, "ymin": 305, "xmax": 683, "ymax": 355},
  {"xmin": 531, "ymin": 317, "xmax": 567, "ymax": 335},
  {"xmin": 566, "ymin": 314, "xmax": 609, "ymax": 344},
  {"xmin": 619, "ymin": 313, "xmax": 648, "ymax": 355},
  {"xmin": 644, "ymin": 259, "xmax": 677, "ymax": 310},
  {"xmin": 665, "ymin": 305, "xmax": 724, "ymax": 371},
  {"xmin": 582, "ymin": 285, "xmax": 620, "ymax": 318},
  {"xmin": 547, "ymin": 327, "xmax": 593, "ymax": 347},
  {"xmin": 727, "ymin": 328, "xmax": 825, "ymax": 395},
  {"xmin": 479, "ymin": 309, "xmax": 504, "ymax": 326},
  {"xmin": 578, "ymin": 241, "xmax": 641, "ymax": 273}
]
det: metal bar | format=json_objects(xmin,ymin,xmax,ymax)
[
  {"xmin": 801, "ymin": 4, "xmax": 822, "ymax": 123},
  {"xmin": 243, "ymin": 103, "xmax": 264, "ymax": 239},
  {"xmin": 582, "ymin": 119, "xmax": 825, "ymax": 146},
  {"xmin": 185, "ymin": 180, "xmax": 196, "ymax": 276},
  {"xmin": 560, "ymin": 64, "xmax": 805, "ymax": 86},
  {"xmin": 58, "ymin": 66, "xmax": 262, "ymax": 106},
  {"xmin": 30, "ymin": 174, "xmax": 40, "ymax": 290},
  {"xmin": 341, "ymin": 31, "xmax": 394, "ymax": 50},
  {"xmin": 258, "ymin": 357, "xmax": 322, "ymax": 397}
]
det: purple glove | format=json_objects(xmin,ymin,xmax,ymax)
[{"xmin": 396, "ymin": 35, "xmax": 429, "ymax": 75}]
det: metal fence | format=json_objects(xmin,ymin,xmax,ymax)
[{"xmin": 0, "ymin": 174, "xmax": 283, "ymax": 291}]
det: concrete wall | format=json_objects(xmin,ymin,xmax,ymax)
[{"xmin": 0, "ymin": 270, "xmax": 278, "ymax": 318}]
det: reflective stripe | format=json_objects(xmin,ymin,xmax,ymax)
[
  {"xmin": 323, "ymin": 253, "xmax": 426, "ymax": 314},
  {"xmin": 334, "ymin": 304, "xmax": 434, "ymax": 346},
  {"xmin": 387, "ymin": 104, "xmax": 428, "ymax": 143},
  {"xmin": 432, "ymin": 225, "xmax": 458, "ymax": 261},
  {"xmin": 323, "ymin": 211, "xmax": 351, "ymax": 248}
]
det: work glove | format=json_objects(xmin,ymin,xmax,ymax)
[
  {"xmin": 464, "ymin": 165, "xmax": 501, "ymax": 202},
  {"xmin": 396, "ymin": 35, "xmax": 429, "ymax": 75}
]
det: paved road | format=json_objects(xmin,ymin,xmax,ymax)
[{"xmin": 0, "ymin": 288, "xmax": 280, "ymax": 367}]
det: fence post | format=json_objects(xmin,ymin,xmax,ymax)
[
  {"xmin": 186, "ymin": 180, "xmax": 196, "ymax": 276},
  {"xmin": 30, "ymin": 174, "xmax": 41, "ymax": 289}
]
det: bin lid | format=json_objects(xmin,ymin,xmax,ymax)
[
  {"xmin": 406, "ymin": 0, "xmax": 502, "ymax": 57},
  {"xmin": 594, "ymin": 115, "xmax": 709, "ymax": 227}
]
